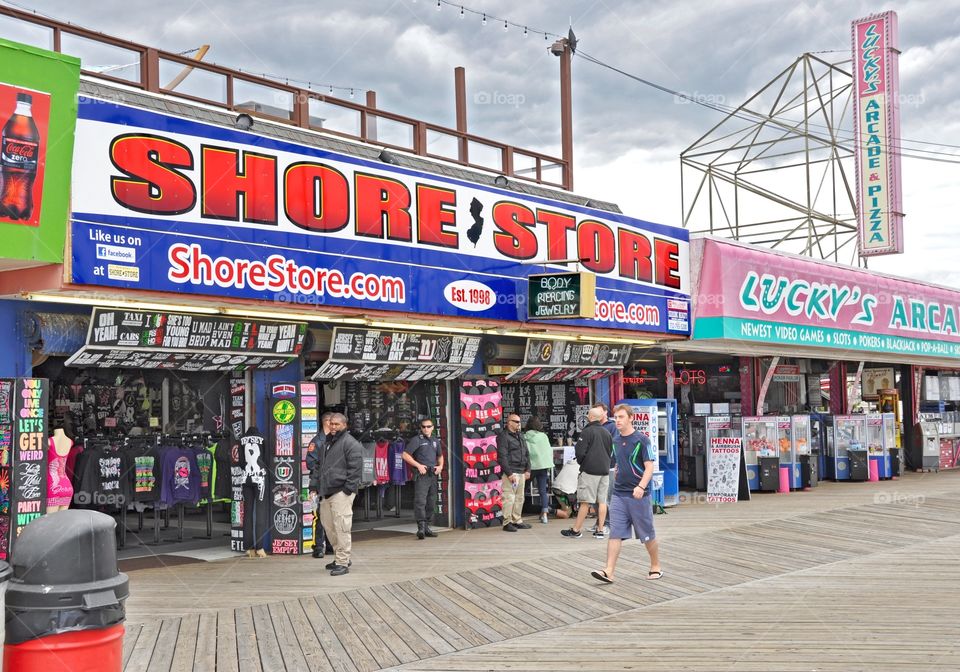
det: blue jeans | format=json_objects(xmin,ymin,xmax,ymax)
[{"xmin": 531, "ymin": 469, "xmax": 551, "ymax": 513}]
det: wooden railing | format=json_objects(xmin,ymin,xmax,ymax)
[{"xmin": 0, "ymin": 6, "xmax": 571, "ymax": 189}]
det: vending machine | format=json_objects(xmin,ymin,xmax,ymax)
[
  {"xmin": 267, "ymin": 382, "xmax": 320, "ymax": 555},
  {"xmin": 792, "ymin": 415, "xmax": 816, "ymax": 488},
  {"xmin": 918, "ymin": 416, "xmax": 942, "ymax": 471},
  {"xmin": 686, "ymin": 416, "xmax": 740, "ymax": 491},
  {"xmin": 742, "ymin": 416, "xmax": 780, "ymax": 491}
]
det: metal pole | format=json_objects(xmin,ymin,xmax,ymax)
[
  {"xmin": 559, "ymin": 41, "xmax": 574, "ymax": 190},
  {"xmin": 455, "ymin": 66, "xmax": 468, "ymax": 163},
  {"xmin": 366, "ymin": 90, "xmax": 378, "ymax": 142}
]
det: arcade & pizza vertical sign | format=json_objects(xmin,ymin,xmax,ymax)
[{"xmin": 852, "ymin": 11, "xmax": 903, "ymax": 256}]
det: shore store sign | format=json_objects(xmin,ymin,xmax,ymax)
[
  {"xmin": 68, "ymin": 98, "xmax": 690, "ymax": 335},
  {"xmin": 693, "ymin": 238, "xmax": 960, "ymax": 359}
]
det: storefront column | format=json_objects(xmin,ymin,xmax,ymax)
[
  {"xmin": 251, "ymin": 360, "xmax": 303, "ymax": 432},
  {"xmin": 829, "ymin": 362, "xmax": 847, "ymax": 415},
  {"xmin": 739, "ymin": 357, "xmax": 755, "ymax": 416},
  {"xmin": 0, "ymin": 300, "xmax": 32, "ymax": 378}
]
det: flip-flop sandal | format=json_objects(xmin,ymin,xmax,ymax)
[
  {"xmin": 647, "ymin": 570, "xmax": 663, "ymax": 581},
  {"xmin": 591, "ymin": 570, "xmax": 614, "ymax": 584}
]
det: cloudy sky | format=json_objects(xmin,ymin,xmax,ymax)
[{"xmin": 6, "ymin": 0, "xmax": 960, "ymax": 283}]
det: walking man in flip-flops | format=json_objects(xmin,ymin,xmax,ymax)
[{"xmin": 591, "ymin": 403, "xmax": 662, "ymax": 585}]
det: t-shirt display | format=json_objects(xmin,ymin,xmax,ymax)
[{"xmin": 501, "ymin": 381, "xmax": 591, "ymax": 444}]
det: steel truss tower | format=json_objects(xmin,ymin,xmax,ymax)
[{"xmin": 681, "ymin": 53, "xmax": 863, "ymax": 265}]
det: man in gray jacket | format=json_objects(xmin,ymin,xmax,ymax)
[{"xmin": 310, "ymin": 413, "xmax": 363, "ymax": 575}]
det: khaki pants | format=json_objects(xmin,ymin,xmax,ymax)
[
  {"xmin": 319, "ymin": 491, "xmax": 355, "ymax": 566},
  {"xmin": 501, "ymin": 474, "xmax": 526, "ymax": 525}
]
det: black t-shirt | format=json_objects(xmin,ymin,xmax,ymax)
[{"xmin": 404, "ymin": 434, "xmax": 442, "ymax": 468}]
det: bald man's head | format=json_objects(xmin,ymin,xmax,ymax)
[{"xmin": 587, "ymin": 407, "xmax": 604, "ymax": 422}]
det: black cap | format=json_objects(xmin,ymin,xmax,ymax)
[{"xmin": 16, "ymin": 92, "xmax": 32, "ymax": 104}]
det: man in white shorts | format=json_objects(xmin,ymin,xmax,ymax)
[{"xmin": 561, "ymin": 407, "xmax": 613, "ymax": 539}]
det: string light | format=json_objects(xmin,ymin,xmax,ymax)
[
  {"xmin": 423, "ymin": 1, "xmax": 564, "ymax": 43},
  {"xmin": 349, "ymin": 88, "xmax": 355, "ymax": 99}
]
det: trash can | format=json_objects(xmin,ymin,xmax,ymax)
[{"xmin": 4, "ymin": 510, "xmax": 128, "ymax": 672}]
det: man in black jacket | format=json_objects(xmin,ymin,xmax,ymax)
[
  {"xmin": 561, "ymin": 407, "xmax": 613, "ymax": 539},
  {"xmin": 497, "ymin": 413, "xmax": 531, "ymax": 532},
  {"xmin": 310, "ymin": 413, "xmax": 363, "ymax": 575}
]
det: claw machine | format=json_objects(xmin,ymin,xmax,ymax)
[
  {"xmin": 741, "ymin": 416, "xmax": 780, "ymax": 492},
  {"xmin": 686, "ymin": 415, "xmax": 740, "ymax": 492},
  {"xmin": 865, "ymin": 414, "xmax": 888, "ymax": 481},
  {"xmin": 791, "ymin": 415, "xmax": 816, "ymax": 488},
  {"xmin": 830, "ymin": 415, "xmax": 867, "ymax": 481}
]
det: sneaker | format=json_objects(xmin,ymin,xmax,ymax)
[
  {"xmin": 503, "ymin": 523, "xmax": 518, "ymax": 532},
  {"xmin": 561, "ymin": 527, "xmax": 582, "ymax": 538},
  {"xmin": 515, "ymin": 522, "xmax": 532, "ymax": 529},
  {"xmin": 324, "ymin": 560, "xmax": 351, "ymax": 570},
  {"xmin": 540, "ymin": 513, "xmax": 548, "ymax": 525},
  {"xmin": 330, "ymin": 565, "xmax": 349, "ymax": 576},
  {"xmin": 593, "ymin": 528, "xmax": 605, "ymax": 539}
]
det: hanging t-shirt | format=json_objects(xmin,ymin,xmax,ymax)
[
  {"xmin": 388, "ymin": 440, "xmax": 408, "ymax": 485},
  {"xmin": 360, "ymin": 441, "xmax": 376, "ymax": 487},
  {"xmin": 126, "ymin": 444, "xmax": 161, "ymax": 503},
  {"xmin": 159, "ymin": 446, "xmax": 202, "ymax": 506},
  {"xmin": 195, "ymin": 448, "xmax": 213, "ymax": 501},
  {"xmin": 73, "ymin": 445, "xmax": 132, "ymax": 508},
  {"xmin": 374, "ymin": 440, "xmax": 390, "ymax": 485}
]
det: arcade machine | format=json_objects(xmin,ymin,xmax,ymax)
[
  {"xmin": 641, "ymin": 400, "xmax": 678, "ymax": 507},
  {"xmin": 918, "ymin": 414, "xmax": 942, "ymax": 471},
  {"xmin": 878, "ymin": 389, "xmax": 903, "ymax": 477},
  {"xmin": 686, "ymin": 415, "xmax": 741, "ymax": 491},
  {"xmin": 833, "ymin": 415, "xmax": 868, "ymax": 481},
  {"xmin": 742, "ymin": 416, "xmax": 780, "ymax": 492},
  {"xmin": 792, "ymin": 415, "xmax": 816, "ymax": 488},
  {"xmin": 810, "ymin": 413, "xmax": 829, "ymax": 481},
  {"xmin": 865, "ymin": 414, "xmax": 890, "ymax": 480}
]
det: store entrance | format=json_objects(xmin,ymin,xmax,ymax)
[{"xmin": 34, "ymin": 357, "xmax": 238, "ymax": 561}]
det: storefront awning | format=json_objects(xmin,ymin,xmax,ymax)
[
  {"xmin": 65, "ymin": 308, "xmax": 306, "ymax": 371},
  {"xmin": 312, "ymin": 327, "xmax": 481, "ymax": 381},
  {"xmin": 23, "ymin": 311, "xmax": 89, "ymax": 356},
  {"xmin": 505, "ymin": 338, "xmax": 631, "ymax": 382}
]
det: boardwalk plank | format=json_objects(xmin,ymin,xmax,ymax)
[
  {"xmin": 124, "ymin": 620, "xmax": 160, "ymax": 672},
  {"xmin": 333, "ymin": 592, "xmax": 401, "ymax": 669},
  {"xmin": 370, "ymin": 584, "xmax": 457, "ymax": 655},
  {"xmin": 382, "ymin": 582, "xmax": 474, "ymax": 650},
  {"xmin": 345, "ymin": 590, "xmax": 420, "ymax": 664},
  {"xmin": 314, "ymin": 594, "xmax": 379, "ymax": 672},
  {"xmin": 282, "ymin": 599, "xmax": 334, "ymax": 672},
  {"xmin": 193, "ymin": 612, "xmax": 218, "ymax": 672},
  {"xmin": 123, "ymin": 624, "xmax": 143, "ymax": 670},
  {"xmin": 234, "ymin": 607, "xmax": 263, "ymax": 672},
  {"xmin": 215, "ymin": 610, "xmax": 239, "ymax": 672},
  {"xmin": 169, "ymin": 613, "xmax": 199, "ymax": 672},
  {"xmin": 250, "ymin": 603, "xmax": 285, "ymax": 671},
  {"xmin": 268, "ymin": 601, "xmax": 309, "ymax": 671},
  {"xmin": 146, "ymin": 618, "xmax": 181, "ymax": 672},
  {"xmin": 298, "ymin": 596, "xmax": 357, "ymax": 672}
]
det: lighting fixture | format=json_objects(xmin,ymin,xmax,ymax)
[
  {"xmin": 365, "ymin": 320, "xmax": 484, "ymax": 335},
  {"xmin": 220, "ymin": 308, "xmax": 367, "ymax": 325},
  {"xmin": 234, "ymin": 113, "xmax": 254, "ymax": 130},
  {"xmin": 378, "ymin": 149, "xmax": 400, "ymax": 165},
  {"xmin": 25, "ymin": 293, "xmax": 221, "ymax": 315},
  {"xmin": 503, "ymin": 20, "xmax": 508, "ymax": 32},
  {"xmin": 482, "ymin": 13, "xmax": 486, "ymax": 26},
  {"xmin": 493, "ymin": 174, "xmax": 509, "ymax": 187},
  {"xmin": 578, "ymin": 336, "xmax": 657, "ymax": 345}
]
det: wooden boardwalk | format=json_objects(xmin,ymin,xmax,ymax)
[{"xmin": 120, "ymin": 473, "xmax": 960, "ymax": 671}]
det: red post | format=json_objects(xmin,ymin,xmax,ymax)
[
  {"xmin": 455, "ymin": 66, "xmax": 468, "ymax": 163},
  {"xmin": 559, "ymin": 41, "xmax": 574, "ymax": 190}
]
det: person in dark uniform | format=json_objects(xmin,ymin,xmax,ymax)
[{"xmin": 402, "ymin": 418, "xmax": 444, "ymax": 540}]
